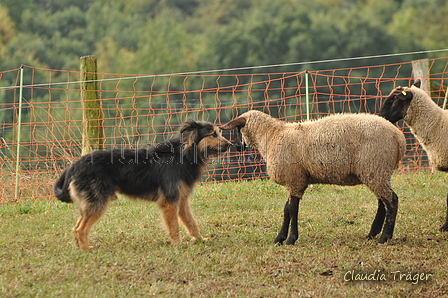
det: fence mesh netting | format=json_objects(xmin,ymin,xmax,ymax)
[{"xmin": 1, "ymin": 57, "xmax": 448, "ymax": 204}]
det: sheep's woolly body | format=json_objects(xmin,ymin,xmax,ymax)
[
  {"xmin": 239, "ymin": 110, "xmax": 406, "ymax": 196},
  {"xmin": 224, "ymin": 110, "xmax": 405, "ymax": 244},
  {"xmin": 401, "ymin": 86, "xmax": 448, "ymax": 171}
]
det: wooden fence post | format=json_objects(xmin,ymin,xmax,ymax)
[
  {"xmin": 80, "ymin": 55, "xmax": 104, "ymax": 156},
  {"xmin": 412, "ymin": 59, "xmax": 433, "ymax": 171},
  {"xmin": 412, "ymin": 59, "xmax": 431, "ymax": 93}
]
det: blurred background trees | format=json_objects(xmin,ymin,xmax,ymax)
[
  {"xmin": 0, "ymin": 0, "xmax": 447, "ymax": 174},
  {"xmin": 0, "ymin": 0, "xmax": 447, "ymax": 77}
]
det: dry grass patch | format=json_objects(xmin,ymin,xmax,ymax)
[{"xmin": 1, "ymin": 172, "xmax": 448, "ymax": 297}]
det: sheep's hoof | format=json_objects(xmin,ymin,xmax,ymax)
[
  {"xmin": 273, "ymin": 239, "xmax": 284, "ymax": 245},
  {"xmin": 439, "ymin": 223, "xmax": 448, "ymax": 232},
  {"xmin": 274, "ymin": 235, "xmax": 286, "ymax": 245},
  {"xmin": 285, "ymin": 237, "xmax": 297, "ymax": 245},
  {"xmin": 377, "ymin": 236, "xmax": 391, "ymax": 244}
]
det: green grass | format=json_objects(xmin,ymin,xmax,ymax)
[{"xmin": 1, "ymin": 172, "xmax": 448, "ymax": 297}]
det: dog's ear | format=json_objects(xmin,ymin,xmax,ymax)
[
  {"xmin": 180, "ymin": 119, "xmax": 202, "ymax": 134},
  {"xmin": 220, "ymin": 117, "xmax": 246, "ymax": 130},
  {"xmin": 180, "ymin": 120, "xmax": 202, "ymax": 148}
]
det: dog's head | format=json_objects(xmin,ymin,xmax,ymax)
[{"xmin": 180, "ymin": 120, "xmax": 232, "ymax": 158}]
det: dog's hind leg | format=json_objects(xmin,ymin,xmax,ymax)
[
  {"xmin": 69, "ymin": 180, "xmax": 114, "ymax": 249},
  {"xmin": 158, "ymin": 199, "xmax": 181, "ymax": 244},
  {"xmin": 72, "ymin": 215, "xmax": 84, "ymax": 247},
  {"xmin": 72, "ymin": 208, "xmax": 107, "ymax": 249},
  {"xmin": 178, "ymin": 196, "xmax": 205, "ymax": 242},
  {"xmin": 72, "ymin": 197, "xmax": 110, "ymax": 249}
]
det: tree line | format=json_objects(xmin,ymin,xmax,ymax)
[
  {"xmin": 1, "ymin": 0, "xmax": 447, "ymax": 80},
  {"xmin": 1, "ymin": 0, "xmax": 447, "ymax": 175}
]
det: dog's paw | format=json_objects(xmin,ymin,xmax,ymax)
[
  {"xmin": 168, "ymin": 235, "xmax": 181, "ymax": 245},
  {"xmin": 191, "ymin": 237, "xmax": 208, "ymax": 242},
  {"xmin": 77, "ymin": 244, "xmax": 93, "ymax": 250}
]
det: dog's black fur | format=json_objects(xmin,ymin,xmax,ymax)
[{"xmin": 54, "ymin": 120, "xmax": 231, "ymax": 249}]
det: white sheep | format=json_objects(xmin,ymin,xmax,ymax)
[
  {"xmin": 221, "ymin": 110, "xmax": 405, "ymax": 244},
  {"xmin": 380, "ymin": 79, "xmax": 448, "ymax": 231}
]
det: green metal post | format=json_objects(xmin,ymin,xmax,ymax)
[
  {"xmin": 443, "ymin": 87, "xmax": 448, "ymax": 110},
  {"xmin": 305, "ymin": 71, "xmax": 310, "ymax": 120},
  {"xmin": 15, "ymin": 66, "xmax": 24, "ymax": 199}
]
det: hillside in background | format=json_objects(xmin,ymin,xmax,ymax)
[{"xmin": 0, "ymin": 0, "xmax": 447, "ymax": 80}]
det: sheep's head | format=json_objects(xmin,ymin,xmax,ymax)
[
  {"xmin": 221, "ymin": 110, "xmax": 277, "ymax": 151},
  {"xmin": 380, "ymin": 79, "xmax": 421, "ymax": 123},
  {"xmin": 220, "ymin": 116, "xmax": 247, "ymax": 151}
]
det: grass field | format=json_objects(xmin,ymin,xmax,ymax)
[{"xmin": 1, "ymin": 172, "xmax": 448, "ymax": 297}]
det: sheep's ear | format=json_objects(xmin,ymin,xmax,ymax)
[
  {"xmin": 412, "ymin": 79, "xmax": 421, "ymax": 88},
  {"xmin": 395, "ymin": 88, "xmax": 413, "ymax": 101},
  {"xmin": 220, "ymin": 117, "xmax": 246, "ymax": 130}
]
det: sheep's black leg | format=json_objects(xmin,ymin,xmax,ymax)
[
  {"xmin": 378, "ymin": 192, "xmax": 398, "ymax": 244},
  {"xmin": 285, "ymin": 195, "xmax": 300, "ymax": 245},
  {"xmin": 366, "ymin": 199, "xmax": 386, "ymax": 239},
  {"xmin": 438, "ymin": 193, "xmax": 448, "ymax": 232},
  {"xmin": 274, "ymin": 200, "xmax": 291, "ymax": 245}
]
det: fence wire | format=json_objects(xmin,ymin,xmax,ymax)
[{"xmin": 1, "ymin": 57, "xmax": 448, "ymax": 204}]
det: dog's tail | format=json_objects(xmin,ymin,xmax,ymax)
[{"xmin": 54, "ymin": 168, "xmax": 73, "ymax": 203}]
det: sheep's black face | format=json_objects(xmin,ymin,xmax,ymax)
[
  {"xmin": 232, "ymin": 128, "xmax": 246, "ymax": 152},
  {"xmin": 220, "ymin": 116, "xmax": 247, "ymax": 152},
  {"xmin": 379, "ymin": 88, "xmax": 413, "ymax": 123}
]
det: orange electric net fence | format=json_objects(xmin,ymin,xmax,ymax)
[{"xmin": 1, "ymin": 57, "xmax": 448, "ymax": 204}]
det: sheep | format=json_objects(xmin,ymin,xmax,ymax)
[
  {"xmin": 221, "ymin": 110, "xmax": 406, "ymax": 244},
  {"xmin": 380, "ymin": 79, "xmax": 448, "ymax": 231}
]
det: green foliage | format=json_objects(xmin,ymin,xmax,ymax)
[
  {"xmin": 0, "ymin": 5, "xmax": 15, "ymax": 60},
  {"xmin": 0, "ymin": 0, "xmax": 447, "ymax": 159},
  {"xmin": 0, "ymin": 0, "xmax": 446, "ymax": 78}
]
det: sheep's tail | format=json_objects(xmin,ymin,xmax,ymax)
[{"xmin": 54, "ymin": 168, "xmax": 73, "ymax": 203}]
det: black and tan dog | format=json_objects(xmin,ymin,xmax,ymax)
[{"xmin": 54, "ymin": 120, "xmax": 231, "ymax": 249}]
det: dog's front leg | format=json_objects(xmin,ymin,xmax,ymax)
[
  {"xmin": 178, "ymin": 197, "xmax": 206, "ymax": 242},
  {"xmin": 158, "ymin": 200, "xmax": 181, "ymax": 244}
]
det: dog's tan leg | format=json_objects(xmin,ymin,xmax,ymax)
[
  {"xmin": 158, "ymin": 200, "xmax": 181, "ymax": 244},
  {"xmin": 72, "ymin": 199, "xmax": 110, "ymax": 250},
  {"xmin": 72, "ymin": 211, "xmax": 104, "ymax": 249},
  {"xmin": 178, "ymin": 197, "xmax": 205, "ymax": 242},
  {"xmin": 72, "ymin": 215, "xmax": 84, "ymax": 248}
]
